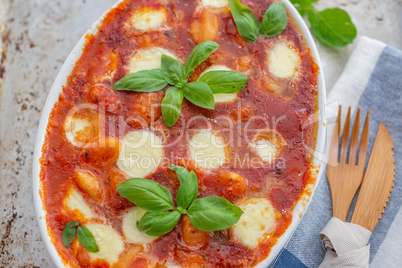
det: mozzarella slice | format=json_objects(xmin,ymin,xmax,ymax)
[
  {"xmin": 252, "ymin": 130, "xmax": 285, "ymax": 163},
  {"xmin": 252, "ymin": 139, "xmax": 278, "ymax": 163},
  {"xmin": 117, "ymin": 130, "xmax": 163, "ymax": 178},
  {"xmin": 64, "ymin": 188, "xmax": 93, "ymax": 220},
  {"xmin": 199, "ymin": 65, "xmax": 238, "ymax": 103},
  {"xmin": 233, "ymin": 198, "xmax": 278, "ymax": 249},
  {"xmin": 213, "ymin": 93, "xmax": 238, "ymax": 103},
  {"xmin": 131, "ymin": 8, "xmax": 166, "ymax": 31},
  {"xmin": 201, "ymin": 0, "xmax": 228, "ymax": 8},
  {"xmin": 64, "ymin": 116, "xmax": 97, "ymax": 146},
  {"xmin": 122, "ymin": 207, "xmax": 159, "ymax": 244},
  {"xmin": 189, "ymin": 130, "xmax": 227, "ymax": 169},
  {"xmin": 129, "ymin": 47, "xmax": 177, "ymax": 73},
  {"xmin": 268, "ymin": 43, "xmax": 301, "ymax": 78},
  {"xmin": 85, "ymin": 223, "xmax": 124, "ymax": 265}
]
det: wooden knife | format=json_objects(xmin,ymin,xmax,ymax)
[{"xmin": 351, "ymin": 123, "xmax": 395, "ymax": 231}]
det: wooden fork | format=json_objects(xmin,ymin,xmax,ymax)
[{"xmin": 327, "ymin": 106, "xmax": 370, "ymax": 221}]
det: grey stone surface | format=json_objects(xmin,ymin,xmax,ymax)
[{"xmin": 0, "ymin": 0, "xmax": 400, "ymax": 267}]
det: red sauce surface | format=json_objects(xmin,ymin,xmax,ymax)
[{"xmin": 40, "ymin": 0, "xmax": 319, "ymax": 267}]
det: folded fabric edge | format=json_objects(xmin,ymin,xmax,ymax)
[{"xmin": 327, "ymin": 36, "xmax": 386, "ymax": 119}]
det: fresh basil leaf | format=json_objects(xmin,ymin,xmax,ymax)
[
  {"xmin": 307, "ymin": 7, "xmax": 357, "ymax": 47},
  {"xmin": 183, "ymin": 81, "xmax": 214, "ymax": 109},
  {"xmin": 113, "ymin": 69, "xmax": 168, "ymax": 92},
  {"xmin": 260, "ymin": 3, "xmax": 288, "ymax": 38},
  {"xmin": 76, "ymin": 225, "xmax": 99, "ymax": 253},
  {"xmin": 117, "ymin": 178, "xmax": 175, "ymax": 212},
  {"xmin": 161, "ymin": 55, "xmax": 185, "ymax": 86},
  {"xmin": 228, "ymin": 0, "xmax": 260, "ymax": 42},
  {"xmin": 188, "ymin": 196, "xmax": 243, "ymax": 231},
  {"xmin": 199, "ymin": 70, "xmax": 249, "ymax": 94},
  {"xmin": 169, "ymin": 164, "xmax": 198, "ymax": 209},
  {"xmin": 137, "ymin": 211, "xmax": 181, "ymax": 236},
  {"xmin": 62, "ymin": 221, "xmax": 78, "ymax": 248},
  {"xmin": 161, "ymin": 87, "xmax": 184, "ymax": 128},
  {"xmin": 184, "ymin": 41, "xmax": 219, "ymax": 77}
]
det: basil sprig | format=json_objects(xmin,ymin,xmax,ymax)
[
  {"xmin": 113, "ymin": 41, "xmax": 249, "ymax": 127},
  {"xmin": 228, "ymin": 1, "xmax": 287, "ymax": 42},
  {"xmin": 227, "ymin": 0, "xmax": 261, "ymax": 42},
  {"xmin": 290, "ymin": 0, "xmax": 357, "ymax": 47},
  {"xmin": 62, "ymin": 221, "xmax": 99, "ymax": 252},
  {"xmin": 117, "ymin": 164, "xmax": 243, "ymax": 236},
  {"xmin": 113, "ymin": 69, "xmax": 168, "ymax": 92},
  {"xmin": 261, "ymin": 2, "xmax": 288, "ymax": 38},
  {"xmin": 199, "ymin": 70, "xmax": 249, "ymax": 94}
]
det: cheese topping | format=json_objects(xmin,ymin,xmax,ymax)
[
  {"xmin": 189, "ymin": 130, "xmax": 227, "ymax": 169},
  {"xmin": 122, "ymin": 207, "xmax": 159, "ymax": 244},
  {"xmin": 233, "ymin": 198, "xmax": 278, "ymax": 249},
  {"xmin": 129, "ymin": 47, "xmax": 178, "ymax": 73},
  {"xmin": 64, "ymin": 115, "xmax": 97, "ymax": 146},
  {"xmin": 117, "ymin": 130, "xmax": 163, "ymax": 178},
  {"xmin": 64, "ymin": 188, "xmax": 93, "ymax": 220},
  {"xmin": 268, "ymin": 43, "xmax": 301, "ymax": 78},
  {"xmin": 252, "ymin": 139, "xmax": 278, "ymax": 163},
  {"xmin": 252, "ymin": 130, "xmax": 285, "ymax": 163},
  {"xmin": 131, "ymin": 8, "xmax": 167, "ymax": 31},
  {"xmin": 201, "ymin": 0, "xmax": 228, "ymax": 8},
  {"xmin": 199, "ymin": 65, "xmax": 238, "ymax": 103},
  {"xmin": 85, "ymin": 223, "xmax": 124, "ymax": 265}
]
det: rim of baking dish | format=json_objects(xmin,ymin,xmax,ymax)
[{"xmin": 32, "ymin": 1, "xmax": 326, "ymax": 267}]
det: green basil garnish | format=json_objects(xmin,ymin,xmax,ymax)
[
  {"xmin": 161, "ymin": 54, "xmax": 185, "ymax": 86},
  {"xmin": 228, "ymin": 0, "xmax": 260, "ymax": 42},
  {"xmin": 188, "ymin": 196, "xmax": 244, "ymax": 232},
  {"xmin": 137, "ymin": 211, "xmax": 181, "ymax": 236},
  {"xmin": 114, "ymin": 40, "xmax": 249, "ymax": 128},
  {"xmin": 169, "ymin": 164, "xmax": 198, "ymax": 210},
  {"xmin": 307, "ymin": 7, "xmax": 357, "ymax": 47},
  {"xmin": 290, "ymin": 0, "xmax": 357, "ymax": 47},
  {"xmin": 199, "ymin": 70, "xmax": 249, "ymax": 94},
  {"xmin": 117, "ymin": 165, "xmax": 243, "ymax": 236},
  {"xmin": 184, "ymin": 41, "xmax": 219, "ymax": 77},
  {"xmin": 62, "ymin": 222, "xmax": 99, "ymax": 252},
  {"xmin": 113, "ymin": 69, "xmax": 168, "ymax": 92},
  {"xmin": 261, "ymin": 3, "xmax": 288, "ymax": 38},
  {"xmin": 161, "ymin": 87, "xmax": 184, "ymax": 127},
  {"xmin": 117, "ymin": 178, "xmax": 175, "ymax": 212},
  {"xmin": 62, "ymin": 221, "xmax": 79, "ymax": 248},
  {"xmin": 226, "ymin": 0, "xmax": 356, "ymax": 47},
  {"xmin": 76, "ymin": 225, "xmax": 99, "ymax": 253},
  {"xmin": 183, "ymin": 81, "xmax": 215, "ymax": 109}
]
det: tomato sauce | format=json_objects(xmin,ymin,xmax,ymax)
[{"xmin": 40, "ymin": 0, "xmax": 319, "ymax": 267}]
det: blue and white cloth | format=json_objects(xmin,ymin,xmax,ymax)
[{"xmin": 270, "ymin": 36, "xmax": 402, "ymax": 268}]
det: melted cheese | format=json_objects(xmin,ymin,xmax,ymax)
[
  {"xmin": 122, "ymin": 207, "xmax": 159, "ymax": 244},
  {"xmin": 233, "ymin": 198, "xmax": 278, "ymax": 249},
  {"xmin": 268, "ymin": 43, "xmax": 301, "ymax": 78},
  {"xmin": 64, "ymin": 188, "xmax": 93, "ymax": 220},
  {"xmin": 199, "ymin": 65, "xmax": 238, "ymax": 103},
  {"xmin": 252, "ymin": 139, "xmax": 278, "ymax": 163},
  {"xmin": 201, "ymin": 0, "xmax": 228, "ymax": 8},
  {"xmin": 129, "ymin": 47, "xmax": 178, "ymax": 73},
  {"xmin": 252, "ymin": 129, "xmax": 286, "ymax": 163},
  {"xmin": 131, "ymin": 8, "xmax": 167, "ymax": 31},
  {"xmin": 64, "ymin": 116, "xmax": 94, "ymax": 146},
  {"xmin": 189, "ymin": 130, "xmax": 227, "ymax": 169},
  {"xmin": 117, "ymin": 130, "xmax": 163, "ymax": 178},
  {"xmin": 85, "ymin": 223, "xmax": 124, "ymax": 265}
]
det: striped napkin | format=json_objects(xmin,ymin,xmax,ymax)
[{"xmin": 270, "ymin": 36, "xmax": 402, "ymax": 268}]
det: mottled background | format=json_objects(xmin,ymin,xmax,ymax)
[{"xmin": 0, "ymin": 0, "xmax": 401, "ymax": 267}]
